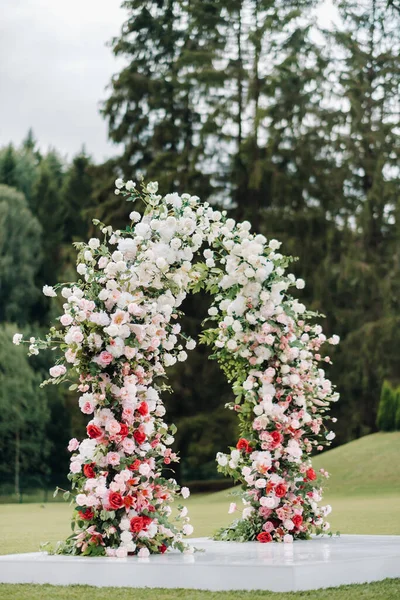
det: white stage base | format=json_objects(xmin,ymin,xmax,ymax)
[{"xmin": 1, "ymin": 535, "xmax": 400, "ymax": 592}]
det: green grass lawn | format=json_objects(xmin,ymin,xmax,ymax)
[{"xmin": 1, "ymin": 432, "xmax": 400, "ymax": 598}]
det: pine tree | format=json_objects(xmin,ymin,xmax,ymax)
[
  {"xmin": 101, "ymin": 0, "xmax": 226, "ymax": 199},
  {"xmin": 325, "ymin": 0, "xmax": 400, "ymax": 439},
  {"xmin": 0, "ymin": 144, "xmax": 18, "ymax": 189},
  {"xmin": 62, "ymin": 149, "xmax": 94, "ymax": 242}
]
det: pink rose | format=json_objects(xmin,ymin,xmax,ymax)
[
  {"xmin": 81, "ymin": 402, "xmax": 95, "ymax": 415},
  {"xmin": 263, "ymin": 521, "xmax": 275, "ymax": 533},
  {"xmin": 71, "ymin": 329, "xmax": 84, "ymax": 343},
  {"xmin": 65, "ymin": 348, "xmax": 77, "ymax": 364},
  {"xmin": 49, "ymin": 365, "xmax": 67, "ymax": 378},
  {"xmin": 60, "ymin": 314, "xmax": 73, "ymax": 326},
  {"xmin": 68, "ymin": 438, "xmax": 80, "ymax": 452},
  {"xmin": 106, "ymin": 419, "xmax": 122, "ymax": 435},
  {"xmin": 116, "ymin": 547, "xmax": 128, "ymax": 558},
  {"xmin": 122, "ymin": 438, "xmax": 135, "ymax": 454},
  {"xmin": 96, "ymin": 351, "xmax": 113, "ymax": 368},
  {"xmin": 70, "ymin": 461, "xmax": 81, "ymax": 474},
  {"xmin": 107, "ymin": 452, "xmax": 121, "ymax": 466}
]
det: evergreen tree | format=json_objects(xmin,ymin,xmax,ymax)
[
  {"xmin": 62, "ymin": 149, "xmax": 94, "ymax": 242},
  {"xmin": 31, "ymin": 151, "xmax": 67, "ymax": 322},
  {"xmin": 0, "ymin": 185, "xmax": 42, "ymax": 325},
  {"xmin": 0, "ymin": 144, "xmax": 18, "ymax": 189}
]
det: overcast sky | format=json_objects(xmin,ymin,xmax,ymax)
[{"xmin": 0, "ymin": 0, "xmax": 337, "ymax": 163}]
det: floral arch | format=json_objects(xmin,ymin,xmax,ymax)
[{"xmin": 16, "ymin": 179, "xmax": 338, "ymax": 557}]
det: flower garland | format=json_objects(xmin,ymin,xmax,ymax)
[{"xmin": 14, "ymin": 179, "xmax": 338, "ymax": 555}]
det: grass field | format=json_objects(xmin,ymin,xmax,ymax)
[{"xmin": 1, "ymin": 432, "xmax": 400, "ymax": 598}]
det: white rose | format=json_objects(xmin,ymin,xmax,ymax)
[
  {"xmin": 43, "ymin": 285, "xmax": 57, "ymax": 297},
  {"xmin": 181, "ymin": 487, "xmax": 190, "ymax": 499},
  {"xmin": 13, "ymin": 333, "xmax": 23, "ymax": 345},
  {"xmin": 88, "ymin": 238, "xmax": 100, "ymax": 249},
  {"xmin": 129, "ymin": 211, "xmax": 141, "ymax": 222},
  {"xmin": 126, "ymin": 180, "xmax": 136, "ymax": 191}
]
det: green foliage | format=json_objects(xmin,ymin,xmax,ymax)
[
  {"xmin": 0, "ymin": 323, "xmax": 51, "ymax": 494},
  {"xmin": 0, "ymin": 185, "xmax": 42, "ymax": 324},
  {"xmin": 376, "ymin": 381, "xmax": 397, "ymax": 432},
  {"xmin": 395, "ymin": 390, "xmax": 400, "ymax": 431}
]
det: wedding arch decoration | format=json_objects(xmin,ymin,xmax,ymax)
[{"xmin": 14, "ymin": 179, "xmax": 339, "ymax": 557}]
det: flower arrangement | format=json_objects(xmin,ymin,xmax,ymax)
[{"xmin": 14, "ymin": 178, "xmax": 338, "ymax": 555}]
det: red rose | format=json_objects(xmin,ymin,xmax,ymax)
[
  {"xmin": 275, "ymin": 483, "xmax": 287, "ymax": 498},
  {"xmin": 83, "ymin": 463, "xmax": 96, "ymax": 478},
  {"xmin": 142, "ymin": 515, "xmax": 153, "ymax": 528},
  {"xmin": 87, "ymin": 424, "xmax": 102, "ymax": 439},
  {"xmin": 128, "ymin": 459, "xmax": 141, "ymax": 471},
  {"xmin": 109, "ymin": 492, "xmax": 124, "ymax": 510},
  {"xmin": 292, "ymin": 514, "xmax": 303, "ymax": 528},
  {"xmin": 270, "ymin": 431, "xmax": 283, "ymax": 448},
  {"xmin": 78, "ymin": 508, "xmax": 94, "ymax": 521},
  {"xmin": 160, "ymin": 544, "xmax": 167, "ymax": 554},
  {"xmin": 137, "ymin": 402, "xmax": 149, "ymax": 416},
  {"xmin": 306, "ymin": 468, "xmax": 317, "ymax": 481},
  {"xmin": 119, "ymin": 423, "xmax": 129, "ymax": 438},
  {"xmin": 130, "ymin": 516, "xmax": 145, "ymax": 532},
  {"xmin": 134, "ymin": 430, "xmax": 146, "ymax": 445},
  {"xmin": 257, "ymin": 532, "xmax": 272, "ymax": 543},
  {"xmin": 236, "ymin": 438, "xmax": 252, "ymax": 453}
]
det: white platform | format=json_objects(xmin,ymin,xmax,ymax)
[{"xmin": 1, "ymin": 535, "xmax": 400, "ymax": 592}]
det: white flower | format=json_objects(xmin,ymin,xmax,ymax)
[
  {"xmin": 13, "ymin": 333, "xmax": 23, "ymax": 345},
  {"xmin": 296, "ymin": 279, "xmax": 305, "ymax": 289},
  {"xmin": 88, "ymin": 238, "xmax": 100, "ymax": 250},
  {"xmin": 129, "ymin": 211, "xmax": 141, "ymax": 222},
  {"xmin": 326, "ymin": 431, "xmax": 336, "ymax": 441},
  {"xmin": 269, "ymin": 239, "xmax": 281, "ymax": 250},
  {"xmin": 115, "ymin": 178, "xmax": 124, "ymax": 189},
  {"xmin": 228, "ymin": 503, "xmax": 237, "ymax": 514},
  {"xmin": 126, "ymin": 180, "xmax": 136, "ymax": 191},
  {"xmin": 138, "ymin": 547, "xmax": 150, "ymax": 558},
  {"xmin": 329, "ymin": 335, "xmax": 340, "ymax": 345},
  {"xmin": 216, "ymin": 452, "xmax": 228, "ymax": 467},
  {"xmin": 186, "ymin": 339, "xmax": 196, "ymax": 350},
  {"xmin": 181, "ymin": 487, "xmax": 190, "ymax": 499},
  {"xmin": 283, "ymin": 534, "xmax": 293, "ymax": 544},
  {"xmin": 77, "ymin": 263, "xmax": 87, "ymax": 275},
  {"xmin": 146, "ymin": 181, "xmax": 158, "ymax": 194},
  {"xmin": 43, "ymin": 285, "xmax": 57, "ymax": 297},
  {"xmin": 183, "ymin": 524, "xmax": 193, "ymax": 536}
]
